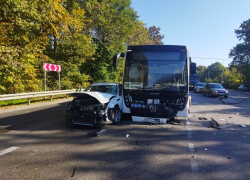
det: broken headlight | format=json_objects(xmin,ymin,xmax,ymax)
[{"xmin": 179, "ymin": 96, "xmax": 187, "ymax": 110}]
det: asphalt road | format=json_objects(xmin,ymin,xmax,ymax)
[{"xmin": 0, "ymin": 90, "xmax": 250, "ymax": 180}]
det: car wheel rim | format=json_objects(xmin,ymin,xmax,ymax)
[{"xmin": 114, "ymin": 109, "xmax": 121, "ymax": 122}]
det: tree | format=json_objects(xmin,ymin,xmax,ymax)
[
  {"xmin": 79, "ymin": 0, "xmax": 143, "ymax": 84},
  {"xmin": 147, "ymin": 26, "xmax": 165, "ymax": 45},
  {"xmin": 229, "ymin": 19, "xmax": 250, "ymax": 86},
  {"xmin": 196, "ymin": 65, "xmax": 207, "ymax": 82}
]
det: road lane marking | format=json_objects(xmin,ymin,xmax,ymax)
[
  {"xmin": 0, "ymin": 147, "xmax": 19, "ymax": 157},
  {"xmin": 186, "ymin": 118, "xmax": 199, "ymax": 172},
  {"xmin": 189, "ymin": 143, "xmax": 194, "ymax": 152},
  {"xmin": 190, "ymin": 159, "xmax": 199, "ymax": 172},
  {"xmin": 186, "ymin": 119, "xmax": 193, "ymax": 139}
]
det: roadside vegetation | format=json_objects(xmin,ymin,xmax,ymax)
[{"xmin": 0, "ymin": 0, "xmax": 249, "ymax": 95}]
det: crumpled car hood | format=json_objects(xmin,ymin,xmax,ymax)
[{"xmin": 70, "ymin": 92, "xmax": 114, "ymax": 103}]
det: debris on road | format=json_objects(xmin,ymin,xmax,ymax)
[
  {"xmin": 198, "ymin": 117, "xmax": 207, "ymax": 120},
  {"xmin": 240, "ymin": 125, "xmax": 246, "ymax": 128},
  {"xmin": 96, "ymin": 126, "xmax": 107, "ymax": 136},
  {"xmin": 210, "ymin": 118, "xmax": 233, "ymax": 129},
  {"xmin": 217, "ymin": 97, "xmax": 246, "ymax": 105},
  {"xmin": 168, "ymin": 120, "xmax": 181, "ymax": 125},
  {"xmin": 126, "ymin": 134, "xmax": 130, "ymax": 138},
  {"xmin": 205, "ymin": 148, "xmax": 208, "ymax": 151},
  {"xmin": 71, "ymin": 167, "xmax": 77, "ymax": 177}
]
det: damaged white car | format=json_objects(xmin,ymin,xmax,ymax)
[{"xmin": 66, "ymin": 82, "xmax": 123, "ymax": 127}]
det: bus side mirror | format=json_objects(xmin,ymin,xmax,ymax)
[
  {"xmin": 190, "ymin": 62, "xmax": 196, "ymax": 74},
  {"xmin": 113, "ymin": 52, "xmax": 124, "ymax": 70}
]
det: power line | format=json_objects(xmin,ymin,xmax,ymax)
[{"xmin": 192, "ymin": 57, "xmax": 231, "ymax": 60}]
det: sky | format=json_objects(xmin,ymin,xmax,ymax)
[{"xmin": 131, "ymin": 0, "xmax": 250, "ymax": 67}]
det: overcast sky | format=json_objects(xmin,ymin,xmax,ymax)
[{"xmin": 131, "ymin": 0, "xmax": 250, "ymax": 67}]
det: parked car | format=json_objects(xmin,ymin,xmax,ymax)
[
  {"xmin": 189, "ymin": 80, "xmax": 199, "ymax": 90},
  {"xmin": 203, "ymin": 83, "xmax": 228, "ymax": 98},
  {"xmin": 66, "ymin": 82, "xmax": 123, "ymax": 127},
  {"xmin": 238, "ymin": 85, "xmax": 250, "ymax": 91},
  {"xmin": 194, "ymin": 82, "xmax": 206, "ymax": 93}
]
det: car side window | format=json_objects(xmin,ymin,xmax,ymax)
[{"xmin": 118, "ymin": 84, "xmax": 122, "ymax": 96}]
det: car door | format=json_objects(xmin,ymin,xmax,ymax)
[
  {"xmin": 116, "ymin": 84, "xmax": 123, "ymax": 110},
  {"xmin": 203, "ymin": 84, "xmax": 208, "ymax": 94}
]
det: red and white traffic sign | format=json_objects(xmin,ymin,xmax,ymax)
[{"xmin": 43, "ymin": 63, "xmax": 61, "ymax": 72}]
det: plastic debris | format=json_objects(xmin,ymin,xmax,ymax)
[
  {"xmin": 217, "ymin": 97, "xmax": 246, "ymax": 105},
  {"xmin": 240, "ymin": 125, "xmax": 246, "ymax": 128},
  {"xmin": 205, "ymin": 148, "xmax": 208, "ymax": 151},
  {"xmin": 96, "ymin": 126, "xmax": 107, "ymax": 136},
  {"xmin": 219, "ymin": 119, "xmax": 224, "ymax": 121},
  {"xmin": 210, "ymin": 118, "xmax": 233, "ymax": 129},
  {"xmin": 126, "ymin": 134, "xmax": 130, "ymax": 138},
  {"xmin": 71, "ymin": 167, "xmax": 77, "ymax": 177}
]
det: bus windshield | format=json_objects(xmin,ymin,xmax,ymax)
[{"xmin": 123, "ymin": 50, "xmax": 188, "ymax": 92}]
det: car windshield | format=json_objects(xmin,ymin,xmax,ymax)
[
  {"xmin": 210, "ymin": 84, "xmax": 223, "ymax": 88},
  {"xmin": 84, "ymin": 85, "xmax": 117, "ymax": 95},
  {"xmin": 197, "ymin": 83, "xmax": 206, "ymax": 87}
]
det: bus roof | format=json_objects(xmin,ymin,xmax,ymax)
[{"xmin": 127, "ymin": 45, "xmax": 188, "ymax": 51}]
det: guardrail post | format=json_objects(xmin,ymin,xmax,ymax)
[
  {"xmin": 66, "ymin": 95, "xmax": 68, "ymax": 99},
  {"xmin": 28, "ymin": 98, "xmax": 31, "ymax": 105},
  {"xmin": 50, "ymin": 96, "xmax": 53, "ymax": 101}
]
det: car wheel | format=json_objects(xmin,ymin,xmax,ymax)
[
  {"xmin": 66, "ymin": 118, "xmax": 73, "ymax": 127},
  {"xmin": 109, "ymin": 107, "xmax": 122, "ymax": 124}
]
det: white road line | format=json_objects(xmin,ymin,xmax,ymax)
[
  {"xmin": 189, "ymin": 143, "xmax": 194, "ymax": 152},
  {"xmin": 186, "ymin": 118, "xmax": 199, "ymax": 172},
  {"xmin": 186, "ymin": 119, "xmax": 193, "ymax": 139},
  {"xmin": 0, "ymin": 147, "xmax": 19, "ymax": 157},
  {"xmin": 190, "ymin": 159, "xmax": 199, "ymax": 172}
]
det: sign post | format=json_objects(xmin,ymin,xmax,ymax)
[{"xmin": 43, "ymin": 63, "xmax": 62, "ymax": 91}]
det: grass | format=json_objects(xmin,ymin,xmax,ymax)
[{"xmin": 0, "ymin": 95, "xmax": 72, "ymax": 110}]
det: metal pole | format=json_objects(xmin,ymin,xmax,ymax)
[
  {"xmin": 58, "ymin": 72, "xmax": 60, "ymax": 90},
  {"xmin": 44, "ymin": 70, "xmax": 46, "ymax": 91}
]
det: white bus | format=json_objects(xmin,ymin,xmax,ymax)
[{"xmin": 113, "ymin": 45, "xmax": 196, "ymax": 124}]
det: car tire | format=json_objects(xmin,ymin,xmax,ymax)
[
  {"xmin": 109, "ymin": 106, "xmax": 122, "ymax": 124},
  {"xmin": 66, "ymin": 118, "xmax": 74, "ymax": 128}
]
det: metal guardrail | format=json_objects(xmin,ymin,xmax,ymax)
[{"xmin": 0, "ymin": 90, "xmax": 76, "ymax": 105}]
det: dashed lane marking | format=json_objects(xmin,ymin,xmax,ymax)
[
  {"xmin": 0, "ymin": 147, "xmax": 19, "ymax": 157},
  {"xmin": 186, "ymin": 118, "xmax": 199, "ymax": 172}
]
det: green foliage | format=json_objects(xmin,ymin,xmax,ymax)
[
  {"xmin": 0, "ymin": 0, "xmax": 164, "ymax": 94},
  {"xmin": 229, "ymin": 19, "xmax": 250, "ymax": 86},
  {"xmin": 196, "ymin": 65, "xmax": 207, "ymax": 82}
]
